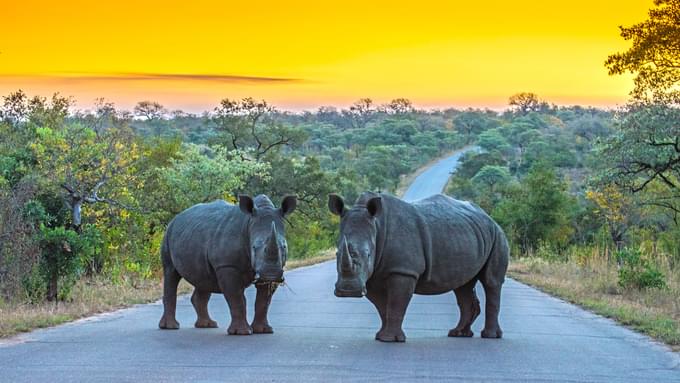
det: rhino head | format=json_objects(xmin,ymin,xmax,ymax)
[
  {"xmin": 328, "ymin": 193, "xmax": 382, "ymax": 298},
  {"xmin": 239, "ymin": 194, "xmax": 297, "ymax": 284}
]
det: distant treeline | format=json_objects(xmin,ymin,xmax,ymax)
[{"xmin": 0, "ymin": 89, "xmax": 677, "ymax": 302}]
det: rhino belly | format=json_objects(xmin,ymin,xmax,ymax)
[{"xmin": 414, "ymin": 244, "xmax": 488, "ymax": 295}]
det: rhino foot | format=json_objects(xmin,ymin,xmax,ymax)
[
  {"xmin": 375, "ymin": 329, "xmax": 406, "ymax": 343},
  {"xmin": 195, "ymin": 319, "xmax": 218, "ymax": 328},
  {"xmin": 227, "ymin": 323, "xmax": 253, "ymax": 335},
  {"xmin": 159, "ymin": 316, "xmax": 180, "ymax": 330},
  {"xmin": 252, "ymin": 322, "xmax": 274, "ymax": 334},
  {"xmin": 481, "ymin": 327, "xmax": 503, "ymax": 339},
  {"xmin": 448, "ymin": 328, "xmax": 474, "ymax": 337}
]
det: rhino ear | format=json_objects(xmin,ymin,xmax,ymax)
[
  {"xmin": 366, "ymin": 196, "xmax": 382, "ymax": 218},
  {"xmin": 328, "ymin": 194, "xmax": 346, "ymax": 216},
  {"xmin": 280, "ymin": 195, "xmax": 297, "ymax": 218},
  {"xmin": 239, "ymin": 195, "xmax": 255, "ymax": 216}
]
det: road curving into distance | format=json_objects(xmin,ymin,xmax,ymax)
[{"xmin": 1, "ymin": 149, "xmax": 678, "ymax": 382}]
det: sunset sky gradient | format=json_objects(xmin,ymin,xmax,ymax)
[{"xmin": 0, "ymin": 0, "xmax": 652, "ymax": 112}]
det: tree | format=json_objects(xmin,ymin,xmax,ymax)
[
  {"xmin": 212, "ymin": 98, "xmax": 306, "ymax": 160},
  {"xmin": 33, "ymin": 120, "xmax": 139, "ymax": 230},
  {"xmin": 472, "ymin": 165, "xmax": 511, "ymax": 192},
  {"xmin": 494, "ymin": 164, "xmax": 574, "ymax": 252},
  {"xmin": 604, "ymin": 0, "xmax": 680, "ymax": 216},
  {"xmin": 586, "ymin": 184, "xmax": 636, "ymax": 249},
  {"xmin": 605, "ymin": 0, "xmax": 680, "ymax": 101},
  {"xmin": 508, "ymin": 92, "xmax": 541, "ymax": 115},
  {"xmin": 345, "ymin": 98, "xmax": 375, "ymax": 129},
  {"xmin": 134, "ymin": 101, "xmax": 167, "ymax": 136},
  {"xmin": 161, "ymin": 145, "xmax": 267, "ymax": 213},
  {"xmin": 478, "ymin": 128, "xmax": 511, "ymax": 155},
  {"xmin": 452, "ymin": 109, "xmax": 497, "ymax": 139},
  {"xmin": 381, "ymin": 98, "xmax": 414, "ymax": 115}
]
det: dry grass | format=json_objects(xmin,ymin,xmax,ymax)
[
  {"xmin": 509, "ymin": 255, "xmax": 680, "ymax": 351},
  {"xmin": 0, "ymin": 278, "xmax": 193, "ymax": 338},
  {"xmin": 285, "ymin": 249, "xmax": 335, "ymax": 270},
  {"xmin": 0, "ymin": 252, "xmax": 335, "ymax": 339}
]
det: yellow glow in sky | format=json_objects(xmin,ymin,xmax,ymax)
[{"xmin": 0, "ymin": 0, "xmax": 653, "ymax": 112}]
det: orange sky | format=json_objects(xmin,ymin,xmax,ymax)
[{"xmin": 0, "ymin": 0, "xmax": 652, "ymax": 112}]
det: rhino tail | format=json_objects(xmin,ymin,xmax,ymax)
[{"xmin": 417, "ymin": 213, "xmax": 433, "ymax": 282}]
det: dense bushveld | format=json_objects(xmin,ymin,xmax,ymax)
[{"xmin": 0, "ymin": 94, "xmax": 470, "ymax": 303}]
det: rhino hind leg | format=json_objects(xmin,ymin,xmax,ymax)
[
  {"xmin": 366, "ymin": 287, "xmax": 387, "ymax": 339},
  {"xmin": 480, "ymin": 281, "xmax": 503, "ymax": 338},
  {"xmin": 216, "ymin": 268, "xmax": 252, "ymax": 335},
  {"xmin": 478, "ymin": 240, "xmax": 508, "ymax": 339},
  {"xmin": 192, "ymin": 289, "xmax": 218, "ymax": 328},
  {"xmin": 375, "ymin": 274, "xmax": 416, "ymax": 343},
  {"xmin": 159, "ymin": 266, "xmax": 181, "ymax": 330},
  {"xmin": 449, "ymin": 280, "xmax": 481, "ymax": 337},
  {"xmin": 251, "ymin": 283, "xmax": 277, "ymax": 334}
]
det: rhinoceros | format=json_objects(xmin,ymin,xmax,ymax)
[
  {"xmin": 159, "ymin": 194, "xmax": 296, "ymax": 335},
  {"xmin": 328, "ymin": 192, "xmax": 508, "ymax": 342}
]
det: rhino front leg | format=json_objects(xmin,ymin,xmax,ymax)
[
  {"xmin": 251, "ymin": 283, "xmax": 277, "ymax": 334},
  {"xmin": 159, "ymin": 266, "xmax": 181, "ymax": 330},
  {"xmin": 449, "ymin": 279, "xmax": 480, "ymax": 337},
  {"xmin": 216, "ymin": 268, "xmax": 252, "ymax": 335},
  {"xmin": 376, "ymin": 274, "xmax": 416, "ymax": 343},
  {"xmin": 192, "ymin": 289, "xmax": 218, "ymax": 328},
  {"xmin": 366, "ymin": 287, "xmax": 387, "ymax": 339}
]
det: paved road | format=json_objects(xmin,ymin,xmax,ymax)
[
  {"xmin": 402, "ymin": 147, "xmax": 477, "ymax": 202},
  {"xmin": 1, "ymin": 151, "xmax": 679, "ymax": 382}
]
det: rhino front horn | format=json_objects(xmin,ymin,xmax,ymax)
[
  {"xmin": 340, "ymin": 236, "xmax": 352, "ymax": 273},
  {"xmin": 266, "ymin": 223, "xmax": 281, "ymax": 266}
]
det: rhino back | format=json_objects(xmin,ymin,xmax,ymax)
[
  {"xmin": 165, "ymin": 200, "xmax": 248, "ymax": 291},
  {"xmin": 413, "ymin": 195, "xmax": 498, "ymax": 293}
]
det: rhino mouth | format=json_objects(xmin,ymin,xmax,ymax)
[
  {"xmin": 334, "ymin": 287, "xmax": 366, "ymax": 298},
  {"xmin": 254, "ymin": 276, "xmax": 285, "ymax": 284}
]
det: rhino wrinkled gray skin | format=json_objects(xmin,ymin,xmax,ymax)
[
  {"xmin": 159, "ymin": 194, "xmax": 296, "ymax": 335},
  {"xmin": 329, "ymin": 192, "xmax": 509, "ymax": 342}
]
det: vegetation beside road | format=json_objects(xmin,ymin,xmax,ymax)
[{"xmin": 509, "ymin": 255, "xmax": 680, "ymax": 350}]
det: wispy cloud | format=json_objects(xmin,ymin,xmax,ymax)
[{"xmin": 0, "ymin": 72, "xmax": 302, "ymax": 84}]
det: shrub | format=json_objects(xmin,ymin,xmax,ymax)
[
  {"xmin": 37, "ymin": 226, "xmax": 83, "ymax": 301},
  {"xmin": 616, "ymin": 248, "xmax": 666, "ymax": 290}
]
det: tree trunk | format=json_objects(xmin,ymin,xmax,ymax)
[
  {"xmin": 71, "ymin": 198, "xmax": 83, "ymax": 233},
  {"xmin": 47, "ymin": 271, "xmax": 58, "ymax": 301}
]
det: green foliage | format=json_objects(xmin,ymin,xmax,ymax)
[
  {"xmin": 36, "ymin": 226, "xmax": 83, "ymax": 301},
  {"xmin": 161, "ymin": 145, "xmax": 268, "ymax": 212},
  {"xmin": 604, "ymin": 0, "xmax": 680, "ymax": 219},
  {"xmin": 616, "ymin": 248, "xmax": 666, "ymax": 290},
  {"xmin": 478, "ymin": 128, "xmax": 511, "ymax": 154},
  {"xmin": 471, "ymin": 165, "xmax": 511, "ymax": 190},
  {"xmin": 493, "ymin": 164, "xmax": 575, "ymax": 252}
]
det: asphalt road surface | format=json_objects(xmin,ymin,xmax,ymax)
[
  {"xmin": 402, "ymin": 147, "xmax": 477, "ymax": 202},
  {"xmin": 1, "ymin": 152, "xmax": 679, "ymax": 382}
]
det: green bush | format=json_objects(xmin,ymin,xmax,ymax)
[
  {"xmin": 37, "ymin": 226, "xmax": 83, "ymax": 301},
  {"xmin": 616, "ymin": 248, "xmax": 666, "ymax": 290}
]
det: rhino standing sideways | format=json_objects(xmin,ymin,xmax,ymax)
[
  {"xmin": 159, "ymin": 194, "xmax": 296, "ymax": 335},
  {"xmin": 329, "ymin": 192, "xmax": 509, "ymax": 342}
]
